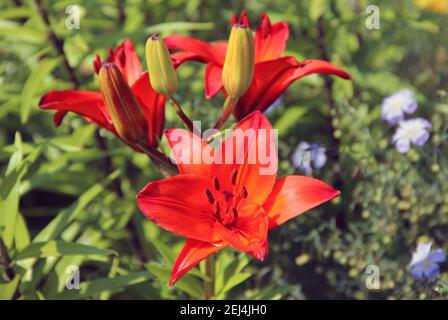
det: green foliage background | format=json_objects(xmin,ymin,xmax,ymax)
[{"xmin": 0, "ymin": 0, "xmax": 447, "ymax": 299}]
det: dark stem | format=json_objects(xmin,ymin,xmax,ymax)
[
  {"xmin": 316, "ymin": 17, "xmax": 340, "ymax": 160},
  {"xmin": 138, "ymin": 143, "xmax": 178, "ymax": 176},
  {"xmin": 169, "ymin": 98, "xmax": 195, "ymax": 132},
  {"xmin": 0, "ymin": 238, "xmax": 15, "ymax": 282},
  {"xmin": 316, "ymin": 17, "xmax": 347, "ymax": 232},
  {"xmin": 34, "ymin": 0, "xmax": 80, "ymax": 89},
  {"xmin": 213, "ymin": 97, "xmax": 238, "ymax": 130},
  {"xmin": 204, "ymin": 255, "xmax": 215, "ymax": 299},
  {"xmin": 117, "ymin": 0, "xmax": 126, "ymax": 26}
]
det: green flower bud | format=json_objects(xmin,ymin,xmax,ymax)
[{"xmin": 146, "ymin": 33, "xmax": 178, "ymax": 97}]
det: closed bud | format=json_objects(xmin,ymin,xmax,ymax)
[
  {"xmin": 99, "ymin": 63, "xmax": 148, "ymax": 145},
  {"xmin": 146, "ymin": 33, "xmax": 178, "ymax": 97},
  {"xmin": 222, "ymin": 24, "xmax": 255, "ymax": 99}
]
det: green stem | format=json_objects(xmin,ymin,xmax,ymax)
[
  {"xmin": 204, "ymin": 255, "xmax": 215, "ymax": 300},
  {"xmin": 213, "ymin": 97, "xmax": 238, "ymax": 130},
  {"xmin": 169, "ymin": 97, "xmax": 195, "ymax": 132},
  {"xmin": 138, "ymin": 143, "xmax": 177, "ymax": 176}
]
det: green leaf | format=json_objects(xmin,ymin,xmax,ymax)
[
  {"xmin": 274, "ymin": 106, "xmax": 308, "ymax": 137},
  {"xmin": 309, "ymin": 0, "xmax": 329, "ymax": 22},
  {"xmin": 0, "ymin": 187, "xmax": 19, "ymax": 249},
  {"xmin": 14, "ymin": 213, "xmax": 31, "ymax": 251},
  {"xmin": 0, "ymin": 276, "xmax": 20, "ymax": 300},
  {"xmin": 0, "ymin": 145, "xmax": 43, "ymax": 200},
  {"xmin": 0, "ymin": 22, "xmax": 46, "ymax": 44},
  {"xmin": 20, "ymin": 57, "xmax": 61, "ymax": 124},
  {"xmin": 147, "ymin": 263, "xmax": 203, "ymax": 299},
  {"xmin": 0, "ymin": 133, "xmax": 25, "ymax": 249},
  {"xmin": 15, "ymin": 240, "xmax": 116, "ymax": 260},
  {"xmin": 218, "ymin": 272, "xmax": 251, "ymax": 296},
  {"xmin": 54, "ymin": 272, "xmax": 153, "ymax": 300},
  {"xmin": 145, "ymin": 21, "xmax": 214, "ymax": 35},
  {"xmin": 33, "ymin": 170, "xmax": 120, "ymax": 242}
]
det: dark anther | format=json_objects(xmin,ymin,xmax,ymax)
[
  {"xmin": 214, "ymin": 202, "xmax": 221, "ymax": 217},
  {"xmin": 223, "ymin": 191, "xmax": 233, "ymax": 201},
  {"xmin": 232, "ymin": 207, "xmax": 238, "ymax": 221},
  {"xmin": 205, "ymin": 189, "xmax": 215, "ymax": 204},
  {"xmin": 213, "ymin": 177, "xmax": 220, "ymax": 191},
  {"xmin": 242, "ymin": 186, "xmax": 248, "ymax": 199},
  {"xmin": 231, "ymin": 169, "xmax": 238, "ymax": 185}
]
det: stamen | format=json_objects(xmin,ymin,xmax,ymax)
[
  {"xmin": 232, "ymin": 208, "xmax": 238, "ymax": 219},
  {"xmin": 242, "ymin": 186, "xmax": 248, "ymax": 199},
  {"xmin": 231, "ymin": 169, "xmax": 238, "ymax": 185},
  {"xmin": 223, "ymin": 191, "xmax": 233, "ymax": 201},
  {"xmin": 213, "ymin": 177, "xmax": 220, "ymax": 191},
  {"xmin": 205, "ymin": 189, "xmax": 215, "ymax": 204},
  {"xmin": 214, "ymin": 202, "xmax": 221, "ymax": 218},
  {"xmin": 232, "ymin": 207, "xmax": 238, "ymax": 223}
]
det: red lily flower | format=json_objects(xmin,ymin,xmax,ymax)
[
  {"xmin": 39, "ymin": 39, "xmax": 197, "ymax": 149},
  {"xmin": 137, "ymin": 111, "xmax": 340, "ymax": 285},
  {"xmin": 164, "ymin": 11, "xmax": 351, "ymax": 120}
]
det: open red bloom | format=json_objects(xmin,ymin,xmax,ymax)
[
  {"xmin": 137, "ymin": 111, "xmax": 340, "ymax": 285},
  {"xmin": 39, "ymin": 39, "xmax": 196, "ymax": 149},
  {"xmin": 164, "ymin": 11, "xmax": 351, "ymax": 120}
]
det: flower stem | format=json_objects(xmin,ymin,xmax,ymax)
[
  {"xmin": 213, "ymin": 97, "xmax": 238, "ymax": 130},
  {"xmin": 35, "ymin": 0, "xmax": 79, "ymax": 89},
  {"xmin": 204, "ymin": 255, "xmax": 215, "ymax": 300},
  {"xmin": 138, "ymin": 143, "xmax": 177, "ymax": 176},
  {"xmin": 169, "ymin": 97, "xmax": 195, "ymax": 132}
]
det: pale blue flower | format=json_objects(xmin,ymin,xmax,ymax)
[
  {"xmin": 264, "ymin": 96, "xmax": 283, "ymax": 115},
  {"xmin": 392, "ymin": 118, "xmax": 431, "ymax": 153},
  {"xmin": 410, "ymin": 242, "xmax": 446, "ymax": 281},
  {"xmin": 291, "ymin": 142, "xmax": 327, "ymax": 175},
  {"xmin": 381, "ymin": 89, "xmax": 418, "ymax": 125}
]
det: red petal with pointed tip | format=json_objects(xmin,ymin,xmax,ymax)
[
  {"xmin": 92, "ymin": 39, "xmax": 142, "ymax": 86},
  {"xmin": 264, "ymin": 176, "xmax": 340, "ymax": 229},
  {"xmin": 137, "ymin": 175, "xmax": 222, "ymax": 243},
  {"xmin": 234, "ymin": 57, "xmax": 351, "ymax": 119},
  {"xmin": 39, "ymin": 90, "xmax": 114, "ymax": 131},
  {"xmin": 255, "ymin": 13, "xmax": 289, "ymax": 63},
  {"xmin": 165, "ymin": 128, "xmax": 214, "ymax": 176},
  {"xmin": 164, "ymin": 35, "xmax": 224, "ymax": 66},
  {"xmin": 170, "ymin": 239, "xmax": 225, "ymax": 286}
]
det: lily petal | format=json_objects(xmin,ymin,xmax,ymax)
[
  {"xmin": 137, "ymin": 174, "xmax": 221, "ymax": 243},
  {"xmin": 164, "ymin": 34, "xmax": 224, "ymax": 66},
  {"xmin": 255, "ymin": 13, "xmax": 289, "ymax": 63},
  {"xmin": 93, "ymin": 39, "xmax": 142, "ymax": 86},
  {"xmin": 215, "ymin": 201, "xmax": 268, "ymax": 257},
  {"xmin": 234, "ymin": 57, "xmax": 351, "ymax": 119},
  {"xmin": 264, "ymin": 175, "xmax": 340, "ymax": 229},
  {"xmin": 205, "ymin": 62, "xmax": 224, "ymax": 99},
  {"xmin": 165, "ymin": 128, "xmax": 214, "ymax": 176},
  {"xmin": 169, "ymin": 239, "xmax": 225, "ymax": 286},
  {"xmin": 212, "ymin": 111, "xmax": 277, "ymax": 205},
  {"xmin": 131, "ymin": 72, "xmax": 165, "ymax": 147},
  {"xmin": 39, "ymin": 90, "xmax": 114, "ymax": 131}
]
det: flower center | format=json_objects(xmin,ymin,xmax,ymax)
[{"xmin": 204, "ymin": 169, "xmax": 248, "ymax": 228}]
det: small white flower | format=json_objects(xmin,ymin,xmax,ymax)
[
  {"xmin": 291, "ymin": 142, "xmax": 327, "ymax": 175},
  {"xmin": 381, "ymin": 89, "xmax": 418, "ymax": 125},
  {"xmin": 392, "ymin": 118, "xmax": 431, "ymax": 153}
]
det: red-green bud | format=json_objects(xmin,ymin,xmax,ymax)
[
  {"xmin": 99, "ymin": 63, "xmax": 148, "ymax": 146},
  {"xmin": 146, "ymin": 33, "xmax": 178, "ymax": 97},
  {"xmin": 222, "ymin": 24, "xmax": 255, "ymax": 99}
]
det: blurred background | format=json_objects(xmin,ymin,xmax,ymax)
[{"xmin": 0, "ymin": 0, "xmax": 447, "ymax": 299}]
